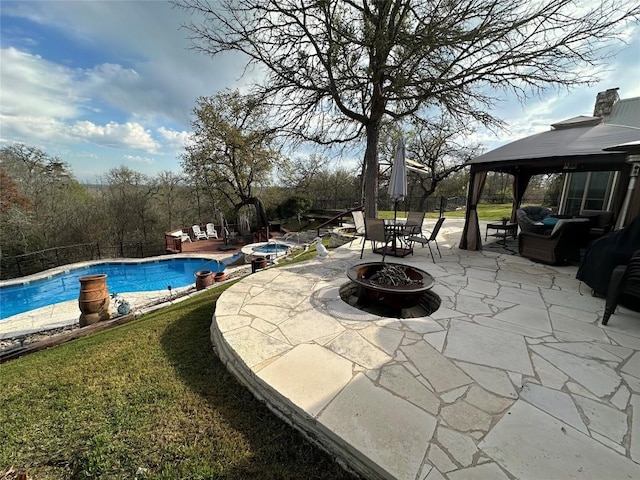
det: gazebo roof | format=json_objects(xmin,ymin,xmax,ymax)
[{"xmin": 466, "ymin": 122, "xmax": 640, "ymax": 174}]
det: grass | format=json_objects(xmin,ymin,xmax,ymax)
[
  {"xmin": 379, "ymin": 203, "xmax": 513, "ymax": 221},
  {"xmin": 0, "ymin": 282, "xmax": 356, "ymax": 480}
]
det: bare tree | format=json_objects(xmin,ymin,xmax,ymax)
[
  {"xmin": 405, "ymin": 118, "xmax": 481, "ymax": 210},
  {"xmin": 0, "ymin": 144, "xmax": 89, "ymax": 249},
  {"xmin": 100, "ymin": 167, "xmax": 159, "ymax": 244},
  {"xmin": 182, "ymin": 91, "xmax": 282, "ymax": 228},
  {"xmin": 153, "ymin": 171, "xmax": 187, "ymax": 229},
  {"xmin": 278, "ymin": 154, "xmax": 326, "ymax": 192},
  {"xmin": 174, "ymin": 0, "xmax": 639, "ymax": 217}
]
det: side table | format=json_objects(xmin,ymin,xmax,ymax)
[{"xmin": 485, "ymin": 222, "xmax": 518, "ymax": 245}]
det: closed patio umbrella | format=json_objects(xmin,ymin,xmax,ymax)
[{"xmin": 388, "ymin": 137, "xmax": 407, "ymax": 222}]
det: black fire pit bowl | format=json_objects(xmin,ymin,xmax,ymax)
[{"xmin": 346, "ymin": 262, "xmax": 435, "ymax": 311}]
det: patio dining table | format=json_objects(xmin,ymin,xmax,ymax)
[{"xmin": 381, "ymin": 219, "xmax": 413, "ymax": 258}]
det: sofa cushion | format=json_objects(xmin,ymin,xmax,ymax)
[
  {"xmin": 543, "ymin": 217, "xmax": 559, "ymax": 226},
  {"xmin": 550, "ymin": 217, "xmax": 589, "ymax": 237}
]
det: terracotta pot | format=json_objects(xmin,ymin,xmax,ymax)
[
  {"xmin": 195, "ymin": 270, "xmax": 214, "ymax": 290},
  {"xmin": 214, "ymin": 271, "xmax": 228, "ymax": 282},
  {"xmin": 251, "ymin": 257, "xmax": 268, "ymax": 273},
  {"xmin": 78, "ymin": 274, "xmax": 110, "ymax": 326}
]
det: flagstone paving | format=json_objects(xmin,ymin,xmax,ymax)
[{"xmin": 212, "ymin": 220, "xmax": 640, "ymax": 480}]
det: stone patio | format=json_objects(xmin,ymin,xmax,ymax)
[{"xmin": 212, "ymin": 219, "xmax": 640, "ymax": 480}]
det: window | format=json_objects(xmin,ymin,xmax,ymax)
[
  {"xmin": 561, "ymin": 171, "xmax": 616, "ymax": 214},
  {"xmin": 583, "ymin": 172, "xmax": 614, "ymax": 210},
  {"xmin": 564, "ymin": 172, "xmax": 588, "ymax": 215}
]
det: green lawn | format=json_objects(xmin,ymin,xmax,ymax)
[
  {"xmin": 0, "ymin": 281, "xmax": 356, "ymax": 480},
  {"xmin": 379, "ymin": 203, "xmax": 513, "ymax": 221}
]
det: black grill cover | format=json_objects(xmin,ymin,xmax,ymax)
[{"xmin": 576, "ymin": 215, "xmax": 640, "ymax": 295}]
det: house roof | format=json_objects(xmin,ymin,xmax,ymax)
[{"xmin": 607, "ymin": 97, "xmax": 640, "ymax": 128}]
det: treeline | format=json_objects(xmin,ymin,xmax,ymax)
[
  {"xmin": 1, "ymin": 145, "xmax": 204, "ymax": 260},
  {"xmin": 0, "ymin": 144, "xmax": 362, "ymax": 262}
]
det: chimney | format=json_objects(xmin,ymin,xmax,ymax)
[{"xmin": 593, "ymin": 87, "xmax": 620, "ymax": 121}]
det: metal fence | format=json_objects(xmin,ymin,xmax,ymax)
[
  {"xmin": 1, "ymin": 241, "xmax": 166, "ymax": 281},
  {"xmin": 312, "ymin": 195, "xmax": 468, "ymax": 213}
]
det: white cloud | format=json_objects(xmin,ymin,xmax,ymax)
[
  {"xmin": 69, "ymin": 121, "xmax": 159, "ymax": 152},
  {"xmin": 0, "ymin": 47, "xmax": 84, "ymax": 119},
  {"xmin": 157, "ymin": 127, "xmax": 193, "ymax": 150},
  {"xmin": 123, "ymin": 154, "xmax": 155, "ymax": 165}
]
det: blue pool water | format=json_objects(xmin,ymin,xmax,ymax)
[
  {"xmin": 0, "ymin": 256, "xmax": 234, "ymax": 320},
  {"xmin": 252, "ymin": 244, "xmax": 289, "ymax": 254}
]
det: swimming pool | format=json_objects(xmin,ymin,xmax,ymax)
[{"xmin": 0, "ymin": 257, "xmax": 228, "ymax": 320}]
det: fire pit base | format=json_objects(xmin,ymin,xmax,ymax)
[{"xmin": 339, "ymin": 282, "xmax": 441, "ymax": 319}]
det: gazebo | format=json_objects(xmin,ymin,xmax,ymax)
[{"xmin": 459, "ymin": 116, "xmax": 640, "ymax": 250}]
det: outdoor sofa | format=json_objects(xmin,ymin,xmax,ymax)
[{"xmin": 518, "ymin": 218, "xmax": 590, "ymax": 265}]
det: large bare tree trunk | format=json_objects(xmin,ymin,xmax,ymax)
[
  {"xmin": 363, "ymin": 89, "xmax": 385, "ymax": 218},
  {"xmin": 238, "ymin": 197, "xmax": 269, "ymax": 228},
  {"xmin": 363, "ymin": 125, "xmax": 380, "ymax": 219}
]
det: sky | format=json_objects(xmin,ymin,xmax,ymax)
[{"xmin": 1, "ymin": 0, "xmax": 639, "ymax": 183}]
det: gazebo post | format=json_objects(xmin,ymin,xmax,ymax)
[{"xmin": 615, "ymin": 156, "xmax": 640, "ymax": 230}]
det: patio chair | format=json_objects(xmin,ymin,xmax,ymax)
[
  {"xmin": 349, "ymin": 209, "xmax": 366, "ymax": 245},
  {"xmin": 403, "ymin": 211, "xmax": 426, "ymax": 241},
  {"xmin": 360, "ymin": 217, "xmax": 391, "ymax": 261},
  {"xmin": 516, "ymin": 206, "xmax": 553, "ymax": 233},
  {"xmin": 192, "ymin": 225, "xmax": 208, "ymax": 241},
  {"xmin": 205, "ymin": 223, "xmax": 219, "ymax": 239},
  {"xmin": 407, "ymin": 217, "xmax": 445, "ymax": 262},
  {"xmin": 518, "ymin": 218, "xmax": 590, "ymax": 265},
  {"xmin": 601, "ymin": 250, "xmax": 640, "ymax": 325}
]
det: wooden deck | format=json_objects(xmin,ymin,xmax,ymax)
[
  {"xmin": 165, "ymin": 230, "xmax": 286, "ymax": 256},
  {"xmin": 173, "ymin": 238, "xmax": 244, "ymax": 256}
]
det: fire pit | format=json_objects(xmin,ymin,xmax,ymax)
[{"xmin": 346, "ymin": 262, "xmax": 435, "ymax": 313}]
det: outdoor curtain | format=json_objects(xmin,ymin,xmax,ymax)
[
  {"xmin": 459, "ymin": 169, "xmax": 487, "ymax": 250},
  {"xmin": 511, "ymin": 170, "xmax": 532, "ymax": 222}
]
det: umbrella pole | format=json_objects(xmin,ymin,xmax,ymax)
[{"xmin": 393, "ymin": 199, "xmax": 399, "ymax": 254}]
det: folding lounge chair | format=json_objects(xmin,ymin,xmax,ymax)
[
  {"xmin": 192, "ymin": 225, "xmax": 208, "ymax": 240},
  {"xmin": 205, "ymin": 223, "xmax": 219, "ymax": 239},
  {"xmin": 350, "ymin": 210, "xmax": 366, "ymax": 245}
]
